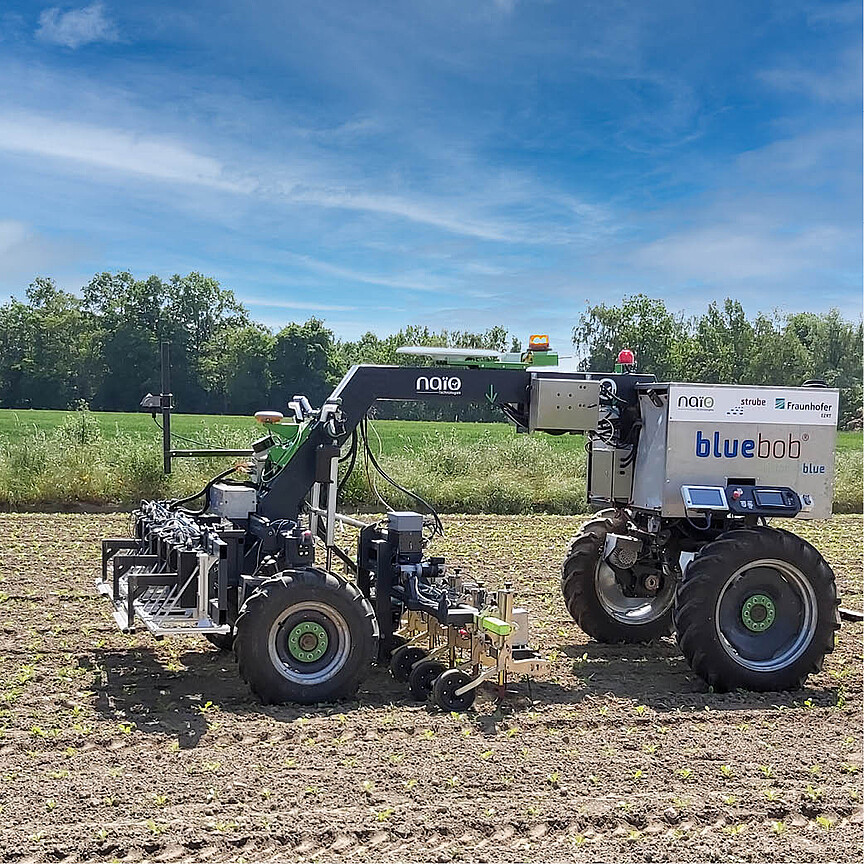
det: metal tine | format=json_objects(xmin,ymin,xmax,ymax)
[{"xmin": 158, "ymin": 569, "xmax": 199, "ymax": 618}]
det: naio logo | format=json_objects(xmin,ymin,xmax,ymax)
[
  {"xmin": 677, "ymin": 394, "xmax": 715, "ymax": 410},
  {"xmin": 416, "ymin": 375, "xmax": 462, "ymax": 395}
]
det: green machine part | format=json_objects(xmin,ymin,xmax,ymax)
[
  {"xmin": 266, "ymin": 420, "xmax": 314, "ymax": 469},
  {"xmin": 439, "ymin": 351, "xmax": 559, "ymax": 371}
]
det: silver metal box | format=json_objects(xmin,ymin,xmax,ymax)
[
  {"xmin": 387, "ymin": 511, "xmax": 424, "ymax": 533},
  {"xmin": 209, "ymin": 483, "xmax": 258, "ymax": 519},
  {"xmin": 509, "ymin": 607, "xmax": 529, "ymax": 648},
  {"xmin": 528, "ymin": 377, "xmax": 600, "ymax": 433},
  {"xmin": 631, "ymin": 383, "xmax": 839, "ymax": 520},
  {"xmin": 589, "ymin": 443, "xmax": 634, "ymax": 504}
]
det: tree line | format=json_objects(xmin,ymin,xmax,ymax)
[
  {"xmin": 0, "ymin": 273, "xmax": 860, "ymax": 425},
  {"xmin": 575, "ymin": 295, "xmax": 861, "ymax": 426}
]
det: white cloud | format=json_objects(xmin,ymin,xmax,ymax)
[
  {"xmin": 0, "ymin": 220, "xmax": 29, "ymax": 254},
  {"xmin": 636, "ymin": 223, "xmax": 846, "ymax": 283},
  {"xmin": 0, "ymin": 108, "xmax": 600, "ymax": 245},
  {"xmin": 757, "ymin": 50, "xmax": 861, "ymax": 104},
  {"xmin": 287, "ymin": 187, "xmax": 533, "ymax": 244},
  {"xmin": 0, "ymin": 220, "xmax": 89, "ymax": 286},
  {"xmin": 0, "ymin": 111, "xmax": 252, "ymax": 191},
  {"xmin": 241, "ymin": 297, "xmax": 356, "ymax": 312},
  {"xmin": 279, "ymin": 251, "xmax": 454, "ymax": 293},
  {"xmin": 36, "ymin": 3, "xmax": 119, "ymax": 49}
]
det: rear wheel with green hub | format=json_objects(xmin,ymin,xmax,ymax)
[
  {"xmin": 674, "ymin": 527, "xmax": 840, "ymax": 692},
  {"xmin": 235, "ymin": 568, "xmax": 377, "ymax": 704}
]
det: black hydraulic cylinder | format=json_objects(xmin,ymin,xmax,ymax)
[
  {"xmin": 160, "ymin": 341, "xmax": 172, "ymax": 475},
  {"xmin": 372, "ymin": 536, "xmax": 396, "ymax": 662}
]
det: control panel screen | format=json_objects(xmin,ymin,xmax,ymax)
[
  {"xmin": 688, "ymin": 488, "xmax": 725, "ymax": 507},
  {"xmin": 753, "ymin": 489, "xmax": 786, "ymax": 507}
]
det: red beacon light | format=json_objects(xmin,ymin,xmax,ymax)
[{"xmin": 615, "ymin": 348, "xmax": 635, "ymax": 372}]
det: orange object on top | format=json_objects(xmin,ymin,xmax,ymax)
[
  {"xmin": 254, "ymin": 410, "xmax": 284, "ymax": 424},
  {"xmin": 528, "ymin": 334, "xmax": 550, "ymax": 351}
]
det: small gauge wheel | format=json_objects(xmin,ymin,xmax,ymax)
[
  {"xmin": 388, "ymin": 644, "xmax": 428, "ymax": 683},
  {"xmin": 432, "ymin": 669, "xmax": 476, "ymax": 712},
  {"xmin": 407, "ymin": 658, "xmax": 446, "ymax": 700}
]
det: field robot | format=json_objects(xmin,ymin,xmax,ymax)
[{"xmin": 98, "ymin": 338, "xmax": 842, "ymax": 708}]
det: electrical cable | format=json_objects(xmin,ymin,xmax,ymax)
[
  {"xmin": 168, "ymin": 465, "xmax": 240, "ymax": 511},
  {"xmin": 336, "ymin": 429, "xmax": 358, "ymax": 499},
  {"xmin": 361, "ymin": 416, "xmax": 443, "ymax": 536},
  {"xmin": 685, "ymin": 512, "xmax": 713, "ymax": 532},
  {"xmin": 152, "ymin": 414, "xmax": 229, "ymax": 450},
  {"xmin": 362, "ymin": 421, "xmax": 395, "ymax": 513}
]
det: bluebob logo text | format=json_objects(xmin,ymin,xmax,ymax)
[{"xmin": 695, "ymin": 430, "xmax": 801, "ymax": 459}]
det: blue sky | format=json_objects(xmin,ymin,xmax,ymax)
[{"xmin": 0, "ymin": 1, "xmax": 860, "ymax": 349}]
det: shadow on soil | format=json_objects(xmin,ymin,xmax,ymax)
[
  {"xmin": 81, "ymin": 645, "xmax": 419, "ymax": 748},
  {"xmin": 544, "ymin": 639, "xmax": 841, "ymax": 713},
  {"xmin": 80, "ymin": 638, "xmax": 840, "ymax": 748}
]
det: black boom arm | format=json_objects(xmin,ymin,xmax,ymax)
[{"xmin": 257, "ymin": 364, "xmax": 531, "ymax": 520}]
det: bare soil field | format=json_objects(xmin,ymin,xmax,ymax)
[{"xmin": 1, "ymin": 513, "xmax": 861, "ymax": 863}]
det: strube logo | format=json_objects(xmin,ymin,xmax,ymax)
[{"xmin": 416, "ymin": 375, "xmax": 462, "ymax": 395}]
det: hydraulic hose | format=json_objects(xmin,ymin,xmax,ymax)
[
  {"xmin": 168, "ymin": 465, "xmax": 240, "ymax": 511},
  {"xmin": 336, "ymin": 428, "xmax": 359, "ymax": 499},
  {"xmin": 360, "ymin": 417, "xmax": 443, "ymax": 536}
]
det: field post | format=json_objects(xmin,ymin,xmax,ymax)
[{"xmin": 161, "ymin": 341, "xmax": 172, "ymax": 474}]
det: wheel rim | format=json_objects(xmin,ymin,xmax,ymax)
[
  {"xmin": 594, "ymin": 560, "xmax": 675, "ymax": 625},
  {"xmin": 287, "ymin": 621, "xmax": 329, "ymax": 662},
  {"xmin": 740, "ymin": 594, "xmax": 776, "ymax": 632},
  {"xmin": 715, "ymin": 559, "xmax": 817, "ymax": 673},
  {"xmin": 268, "ymin": 601, "xmax": 351, "ymax": 685}
]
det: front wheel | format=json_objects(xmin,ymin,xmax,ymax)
[
  {"xmin": 674, "ymin": 528, "xmax": 839, "ymax": 692},
  {"xmin": 561, "ymin": 518, "xmax": 674, "ymax": 643},
  {"xmin": 235, "ymin": 568, "xmax": 376, "ymax": 705}
]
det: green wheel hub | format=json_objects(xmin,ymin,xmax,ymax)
[
  {"xmin": 741, "ymin": 594, "xmax": 776, "ymax": 633},
  {"xmin": 287, "ymin": 621, "xmax": 329, "ymax": 662}
]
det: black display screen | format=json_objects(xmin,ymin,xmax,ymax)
[
  {"xmin": 688, "ymin": 488, "xmax": 725, "ymax": 507},
  {"xmin": 754, "ymin": 490, "xmax": 786, "ymax": 507}
]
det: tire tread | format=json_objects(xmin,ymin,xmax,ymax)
[{"xmin": 673, "ymin": 527, "xmax": 838, "ymax": 692}]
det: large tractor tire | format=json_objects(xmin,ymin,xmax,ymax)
[
  {"xmin": 561, "ymin": 517, "xmax": 674, "ymax": 643},
  {"xmin": 674, "ymin": 527, "xmax": 839, "ymax": 692},
  {"xmin": 235, "ymin": 568, "xmax": 377, "ymax": 705}
]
